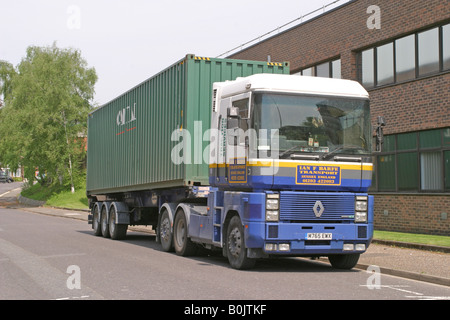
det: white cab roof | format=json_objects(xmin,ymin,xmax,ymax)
[{"xmin": 216, "ymin": 73, "xmax": 369, "ymax": 99}]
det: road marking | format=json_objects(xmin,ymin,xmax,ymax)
[
  {"xmin": 406, "ymin": 296, "xmax": 450, "ymax": 300},
  {"xmin": 383, "ymin": 285, "xmax": 423, "ymax": 296},
  {"xmin": 360, "ymin": 284, "xmax": 424, "ymax": 297},
  {"xmin": 54, "ymin": 295, "xmax": 90, "ymax": 300},
  {"xmin": 64, "ymin": 213, "xmax": 81, "ymax": 216},
  {"xmin": 0, "ymin": 188, "xmax": 21, "ymax": 197},
  {"xmin": 41, "ymin": 253, "xmax": 87, "ymax": 259},
  {"xmin": 362, "ymin": 284, "xmax": 450, "ymax": 300}
]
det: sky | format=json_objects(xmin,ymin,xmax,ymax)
[{"xmin": 0, "ymin": 0, "xmax": 350, "ymax": 106}]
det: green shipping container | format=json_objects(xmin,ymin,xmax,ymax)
[{"xmin": 86, "ymin": 54, "xmax": 289, "ymax": 195}]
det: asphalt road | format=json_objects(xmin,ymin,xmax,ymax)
[
  {"xmin": 1, "ymin": 205, "xmax": 449, "ymax": 302},
  {"xmin": 1, "ymin": 181, "xmax": 449, "ymax": 305}
]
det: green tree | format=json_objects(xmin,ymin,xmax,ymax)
[
  {"xmin": 0, "ymin": 60, "xmax": 16, "ymax": 102},
  {"xmin": 0, "ymin": 44, "xmax": 97, "ymax": 192}
]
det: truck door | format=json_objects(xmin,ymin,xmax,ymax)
[{"xmin": 226, "ymin": 96, "xmax": 250, "ymax": 187}]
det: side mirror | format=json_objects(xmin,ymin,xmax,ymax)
[
  {"xmin": 227, "ymin": 107, "xmax": 239, "ymax": 118},
  {"xmin": 227, "ymin": 117, "xmax": 239, "ymax": 130},
  {"xmin": 376, "ymin": 116, "xmax": 386, "ymax": 152},
  {"xmin": 227, "ymin": 107, "xmax": 240, "ymax": 145},
  {"xmin": 227, "ymin": 117, "xmax": 239, "ymax": 145}
]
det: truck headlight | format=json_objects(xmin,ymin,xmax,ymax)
[
  {"xmin": 266, "ymin": 193, "xmax": 279, "ymax": 222},
  {"xmin": 355, "ymin": 196, "xmax": 368, "ymax": 223},
  {"xmin": 266, "ymin": 199, "xmax": 279, "ymax": 210},
  {"xmin": 355, "ymin": 200, "xmax": 368, "ymax": 212},
  {"xmin": 355, "ymin": 211, "xmax": 367, "ymax": 223},
  {"xmin": 266, "ymin": 210, "xmax": 279, "ymax": 222}
]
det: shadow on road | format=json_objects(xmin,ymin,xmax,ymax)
[{"xmin": 80, "ymin": 228, "xmax": 357, "ymax": 274}]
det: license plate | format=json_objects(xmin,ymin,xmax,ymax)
[{"xmin": 307, "ymin": 233, "xmax": 332, "ymax": 240}]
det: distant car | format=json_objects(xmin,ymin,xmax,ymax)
[{"xmin": 0, "ymin": 172, "xmax": 14, "ymax": 183}]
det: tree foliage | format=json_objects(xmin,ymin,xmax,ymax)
[{"xmin": 0, "ymin": 44, "xmax": 97, "ymax": 191}]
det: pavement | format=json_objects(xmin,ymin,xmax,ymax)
[{"xmin": 1, "ymin": 185, "xmax": 449, "ymax": 287}]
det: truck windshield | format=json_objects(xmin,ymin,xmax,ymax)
[{"xmin": 251, "ymin": 93, "xmax": 371, "ymax": 159}]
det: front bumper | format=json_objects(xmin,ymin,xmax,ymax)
[{"xmin": 246, "ymin": 222, "xmax": 373, "ymax": 255}]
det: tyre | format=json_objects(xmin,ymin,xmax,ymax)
[
  {"xmin": 226, "ymin": 216, "xmax": 256, "ymax": 270},
  {"xmin": 109, "ymin": 206, "xmax": 128, "ymax": 240},
  {"xmin": 173, "ymin": 209, "xmax": 197, "ymax": 256},
  {"xmin": 92, "ymin": 203, "xmax": 102, "ymax": 236},
  {"xmin": 328, "ymin": 253, "xmax": 360, "ymax": 270},
  {"xmin": 101, "ymin": 205, "xmax": 110, "ymax": 238},
  {"xmin": 159, "ymin": 209, "xmax": 173, "ymax": 252}
]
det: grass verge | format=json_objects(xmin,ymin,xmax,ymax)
[
  {"xmin": 21, "ymin": 182, "xmax": 89, "ymax": 210},
  {"xmin": 374, "ymin": 230, "xmax": 450, "ymax": 247}
]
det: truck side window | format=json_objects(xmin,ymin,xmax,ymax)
[
  {"xmin": 233, "ymin": 99, "xmax": 249, "ymax": 132},
  {"xmin": 227, "ymin": 99, "xmax": 249, "ymax": 146}
]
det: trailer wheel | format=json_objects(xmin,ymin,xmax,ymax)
[
  {"xmin": 101, "ymin": 205, "xmax": 110, "ymax": 238},
  {"xmin": 159, "ymin": 209, "xmax": 173, "ymax": 252},
  {"xmin": 173, "ymin": 209, "xmax": 197, "ymax": 256},
  {"xmin": 328, "ymin": 253, "xmax": 360, "ymax": 270},
  {"xmin": 92, "ymin": 203, "xmax": 102, "ymax": 236},
  {"xmin": 109, "ymin": 206, "xmax": 128, "ymax": 240},
  {"xmin": 226, "ymin": 216, "xmax": 255, "ymax": 270}
]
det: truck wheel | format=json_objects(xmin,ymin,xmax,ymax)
[
  {"xmin": 101, "ymin": 206, "xmax": 110, "ymax": 238},
  {"xmin": 159, "ymin": 209, "xmax": 173, "ymax": 252},
  {"xmin": 92, "ymin": 204, "xmax": 102, "ymax": 236},
  {"xmin": 328, "ymin": 253, "xmax": 360, "ymax": 270},
  {"xmin": 226, "ymin": 216, "xmax": 256, "ymax": 270},
  {"xmin": 109, "ymin": 206, "xmax": 128, "ymax": 240},
  {"xmin": 173, "ymin": 209, "xmax": 197, "ymax": 256}
]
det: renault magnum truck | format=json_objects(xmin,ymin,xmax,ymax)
[{"xmin": 87, "ymin": 54, "xmax": 378, "ymax": 270}]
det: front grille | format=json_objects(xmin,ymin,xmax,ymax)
[{"xmin": 279, "ymin": 192, "xmax": 355, "ymax": 222}]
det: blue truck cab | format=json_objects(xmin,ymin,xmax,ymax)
[{"xmin": 183, "ymin": 74, "xmax": 375, "ymax": 269}]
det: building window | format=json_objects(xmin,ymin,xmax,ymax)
[
  {"xmin": 396, "ymin": 132, "xmax": 418, "ymax": 191},
  {"xmin": 443, "ymin": 24, "xmax": 450, "ymax": 70},
  {"xmin": 419, "ymin": 129, "xmax": 441, "ymax": 149},
  {"xmin": 377, "ymin": 42, "xmax": 394, "ymax": 86},
  {"xmin": 445, "ymin": 150, "xmax": 450, "ymax": 190},
  {"xmin": 332, "ymin": 59, "xmax": 341, "ymax": 79},
  {"xmin": 297, "ymin": 58, "xmax": 341, "ymax": 79},
  {"xmin": 397, "ymin": 132, "xmax": 416, "ymax": 150},
  {"xmin": 420, "ymin": 152, "xmax": 443, "ymax": 190},
  {"xmin": 418, "ymin": 27, "xmax": 440, "ymax": 76},
  {"xmin": 316, "ymin": 62, "xmax": 330, "ymax": 78},
  {"xmin": 359, "ymin": 23, "xmax": 450, "ymax": 88},
  {"xmin": 372, "ymin": 128, "xmax": 450, "ymax": 193},
  {"xmin": 397, "ymin": 152, "xmax": 418, "ymax": 191},
  {"xmin": 377, "ymin": 154, "xmax": 396, "ymax": 191},
  {"xmin": 302, "ymin": 67, "xmax": 315, "ymax": 77},
  {"xmin": 362, "ymin": 49, "xmax": 374, "ymax": 87},
  {"xmin": 395, "ymin": 35, "xmax": 416, "ymax": 82}
]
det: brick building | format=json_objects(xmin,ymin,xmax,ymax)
[{"xmin": 229, "ymin": 0, "xmax": 450, "ymax": 235}]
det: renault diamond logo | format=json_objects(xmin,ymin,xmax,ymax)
[{"xmin": 313, "ymin": 201, "xmax": 325, "ymax": 218}]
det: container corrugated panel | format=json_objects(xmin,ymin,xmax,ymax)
[{"xmin": 86, "ymin": 54, "xmax": 289, "ymax": 195}]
